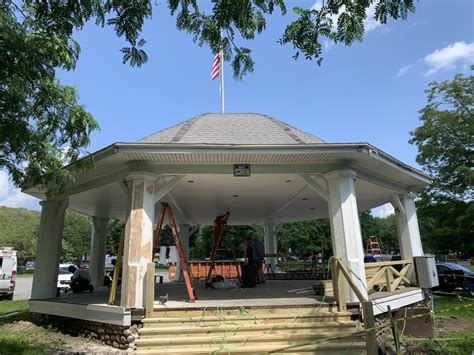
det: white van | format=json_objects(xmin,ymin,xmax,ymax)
[{"xmin": 0, "ymin": 248, "xmax": 17, "ymax": 300}]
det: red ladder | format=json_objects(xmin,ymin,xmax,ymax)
[{"xmin": 366, "ymin": 236, "xmax": 384, "ymax": 261}]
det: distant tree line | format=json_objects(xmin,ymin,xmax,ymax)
[
  {"xmin": 188, "ymin": 212, "xmax": 398, "ymax": 261},
  {"xmin": 0, "ymin": 205, "xmax": 400, "ymax": 265}
]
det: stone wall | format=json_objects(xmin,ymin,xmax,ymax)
[
  {"xmin": 31, "ymin": 313, "xmax": 140, "ymax": 351},
  {"xmin": 375, "ymin": 313, "xmax": 392, "ymax": 342}
]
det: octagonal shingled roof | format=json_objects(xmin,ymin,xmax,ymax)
[{"xmin": 138, "ymin": 113, "xmax": 325, "ymax": 145}]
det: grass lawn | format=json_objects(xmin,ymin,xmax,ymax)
[
  {"xmin": 402, "ymin": 294, "xmax": 474, "ymax": 354},
  {"xmin": 16, "ymin": 273, "xmax": 34, "ymax": 279},
  {"xmin": 0, "ymin": 300, "xmax": 117, "ymax": 354}
]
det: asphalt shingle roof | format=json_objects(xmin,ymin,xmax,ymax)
[{"xmin": 138, "ymin": 113, "xmax": 325, "ymax": 145}]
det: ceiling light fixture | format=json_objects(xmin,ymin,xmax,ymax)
[
  {"xmin": 285, "ymin": 180, "xmax": 292, "ymax": 183},
  {"xmin": 302, "ymin": 198, "xmax": 309, "ymax": 201},
  {"xmin": 188, "ymin": 180, "xmax": 194, "ymax": 183},
  {"xmin": 233, "ymin": 194, "xmax": 239, "ymax": 198}
]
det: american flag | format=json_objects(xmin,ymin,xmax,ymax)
[{"xmin": 211, "ymin": 51, "xmax": 221, "ymax": 80}]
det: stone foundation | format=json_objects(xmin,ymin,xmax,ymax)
[
  {"xmin": 375, "ymin": 314, "xmax": 392, "ymax": 341},
  {"xmin": 31, "ymin": 313, "xmax": 140, "ymax": 351}
]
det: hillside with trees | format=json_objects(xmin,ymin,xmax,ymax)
[{"xmin": 0, "ymin": 206, "xmax": 93, "ymax": 265}]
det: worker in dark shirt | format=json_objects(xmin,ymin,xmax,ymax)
[{"xmin": 364, "ymin": 255, "xmax": 377, "ymax": 263}]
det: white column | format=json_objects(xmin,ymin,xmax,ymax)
[
  {"xmin": 121, "ymin": 172, "xmax": 157, "ymax": 308},
  {"xmin": 263, "ymin": 223, "xmax": 277, "ymax": 273},
  {"xmin": 177, "ymin": 224, "xmax": 190, "ymax": 281},
  {"xmin": 31, "ymin": 199, "xmax": 69, "ymax": 299},
  {"xmin": 324, "ymin": 170, "xmax": 368, "ymax": 303},
  {"xmin": 394, "ymin": 194, "xmax": 424, "ymax": 281},
  {"xmin": 89, "ymin": 216, "xmax": 109, "ymax": 287}
]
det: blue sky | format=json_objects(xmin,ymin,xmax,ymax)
[{"xmin": 1, "ymin": 0, "xmax": 473, "ymax": 215}]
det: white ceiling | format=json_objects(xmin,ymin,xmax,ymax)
[{"xmin": 67, "ymin": 173, "xmax": 394, "ymax": 225}]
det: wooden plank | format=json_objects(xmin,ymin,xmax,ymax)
[
  {"xmin": 385, "ymin": 267, "xmax": 393, "ymax": 292},
  {"xmin": 389, "ymin": 264, "xmax": 412, "ymax": 290},
  {"xmin": 364, "ymin": 259, "xmax": 412, "ymax": 268},
  {"xmin": 362, "ymin": 301, "xmax": 377, "ymax": 355},
  {"xmin": 366, "ymin": 266, "xmax": 386, "ymax": 290},
  {"xmin": 145, "ymin": 262, "xmax": 155, "ymax": 318},
  {"xmin": 331, "ymin": 258, "xmax": 346, "ymax": 312},
  {"xmin": 336, "ymin": 258, "xmax": 366, "ymax": 303}
]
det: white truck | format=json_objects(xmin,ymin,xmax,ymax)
[{"xmin": 0, "ymin": 248, "xmax": 17, "ymax": 300}]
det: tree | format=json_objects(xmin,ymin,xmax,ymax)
[
  {"xmin": 191, "ymin": 225, "xmax": 259, "ymax": 260},
  {"xmin": 0, "ymin": 206, "xmax": 40, "ymax": 264},
  {"xmin": 1, "ymin": 6, "xmax": 99, "ymax": 194},
  {"xmin": 359, "ymin": 211, "xmax": 398, "ymax": 254},
  {"xmin": 62, "ymin": 212, "xmax": 92, "ymax": 263},
  {"xmin": 410, "ymin": 68, "xmax": 474, "ymax": 201},
  {"xmin": 410, "ymin": 69, "xmax": 474, "ymax": 256},
  {"xmin": 1, "ymin": 1, "xmax": 416, "ymax": 192},
  {"xmin": 277, "ymin": 219, "xmax": 332, "ymax": 259}
]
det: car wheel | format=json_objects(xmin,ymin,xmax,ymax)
[{"xmin": 6, "ymin": 293, "xmax": 13, "ymax": 301}]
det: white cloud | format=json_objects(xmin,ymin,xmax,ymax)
[
  {"xmin": 397, "ymin": 64, "xmax": 413, "ymax": 77},
  {"xmin": 322, "ymin": 39, "xmax": 335, "ymax": 51},
  {"xmin": 0, "ymin": 170, "xmax": 40, "ymax": 210},
  {"xmin": 310, "ymin": 1, "xmax": 382, "ymax": 33},
  {"xmin": 364, "ymin": 4, "xmax": 382, "ymax": 32},
  {"xmin": 424, "ymin": 41, "xmax": 474, "ymax": 76},
  {"xmin": 371, "ymin": 203, "xmax": 395, "ymax": 218}
]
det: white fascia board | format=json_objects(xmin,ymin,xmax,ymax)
[
  {"xmin": 29, "ymin": 300, "xmax": 131, "ymax": 326},
  {"xmin": 360, "ymin": 144, "xmax": 432, "ymax": 185},
  {"xmin": 371, "ymin": 288, "xmax": 424, "ymax": 316}
]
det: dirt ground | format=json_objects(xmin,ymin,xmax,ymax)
[{"xmin": 434, "ymin": 315, "xmax": 471, "ymax": 335}]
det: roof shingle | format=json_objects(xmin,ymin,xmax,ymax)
[{"xmin": 139, "ymin": 113, "xmax": 325, "ymax": 145}]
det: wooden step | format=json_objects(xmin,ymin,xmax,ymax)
[
  {"xmin": 135, "ymin": 341, "xmax": 367, "ymax": 354},
  {"xmin": 139, "ymin": 320, "xmax": 359, "ymax": 338},
  {"xmin": 151, "ymin": 305, "xmax": 338, "ymax": 319},
  {"xmin": 142, "ymin": 311, "xmax": 352, "ymax": 328},
  {"xmin": 135, "ymin": 331, "xmax": 366, "ymax": 349}
]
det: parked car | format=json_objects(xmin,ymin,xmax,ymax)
[
  {"xmin": 25, "ymin": 261, "xmax": 35, "ymax": 271},
  {"xmin": 435, "ymin": 262, "xmax": 474, "ymax": 292},
  {"xmin": 0, "ymin": 248, "xmax": 17, "ymax": 300},
  {"xmin": 57, "ymin": 263, "xmax": 74, "ymax": 293}
]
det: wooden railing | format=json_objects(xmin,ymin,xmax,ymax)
[
  {"xmin": 145, "ymin": 262, "xmax": 155, "ymax": 318},
  {"xmin": 330, "ymin": 257, "xmax": 377, "ymax": 355},
  {"xmin": 364, "ymin": 259, "xmax": 413, "ymax": 293}
]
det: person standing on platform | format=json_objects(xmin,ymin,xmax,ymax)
[{"xmin": 253, "ymin": 238, "xmax": 265, "ymax": 284}]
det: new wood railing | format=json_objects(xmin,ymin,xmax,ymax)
[
  {"xmin": 364, "ymin": 259, "xmax": 413, "ymax": 293},
  {"xmin": 330, "ymin": 257, "xmax": 378, "ymax": 355},
  {"xmin": 145, "ymin": 262, "xmax": 155, "ymax": 318}
]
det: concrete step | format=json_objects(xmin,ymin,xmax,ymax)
[
  {"xmin": 135, "ymin": 341, "xmax": 367, "ymax": 354},
  {"xmin": 142, "ymin": 311, "xmax": 352, "ymax": 328},
  {"xmin": 139, "ymin": 320, "xmax": 359, "ymax": 338}
]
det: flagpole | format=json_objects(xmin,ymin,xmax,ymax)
[{"xmin": 220, "ymin": 30, "xmax": 225, "ymax": 114}]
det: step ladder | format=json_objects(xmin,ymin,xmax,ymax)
[
  {"xmin": 109, "ymin": 203, "xmax": 197, "ymax": 304},
  {"xmin": 205, "ymin": 212, "xmax": 242, "ymax": 288},
  {"xmin": 153, "ymin": 202, "xmax": 197, "ymax": 302},
  {"xmin": 366, "ymin": 236, "xmax": 384, "ymax": 261}
]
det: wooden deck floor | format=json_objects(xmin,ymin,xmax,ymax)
[{"xmin": 46, "ymin": 280, "xmax": 333, "ymax": 309}]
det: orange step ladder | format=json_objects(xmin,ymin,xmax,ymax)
[
  {"xmin": 153, "ymin": 202, "xmax": 197, "ymax": 302},
  {"xmin": 366, "ymin": 236, "xmax": 384, "ymax": 261}
]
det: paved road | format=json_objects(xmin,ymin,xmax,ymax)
[{"xmin": 14, "ymin": 276, "xmax": 33, "ymax": 300}]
